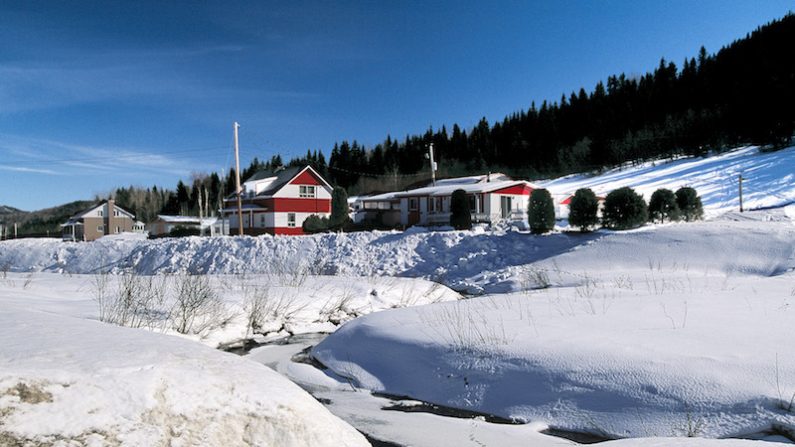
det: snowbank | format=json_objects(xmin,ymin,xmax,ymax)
[
  {"xmin": 0, "ymin": 272, "xmax": 460, "ymax": 349},
  {"xmin": 0, "ymin": 305, "xmax": 368, "ymax": 446},
  {"xmin": 3, "ymin": 209, "xmax": 794, "ymax": 295}
]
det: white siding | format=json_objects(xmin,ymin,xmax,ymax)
[
  {"xmin": 273, "ymin": 211, "xmax": 329, "ymax": 228},
  {"xmin": 274, "ymin": 184, "xmax": 332, "ymax": 199}
]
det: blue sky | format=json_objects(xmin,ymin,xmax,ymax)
[{"xmin": 0, "ymin": 0, "xmax": 792, "ymax": 211}]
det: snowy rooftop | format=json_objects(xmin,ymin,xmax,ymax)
[
  {"xmin": 155, "ymin": 215, "xmax": 218, "ymax": 225},
  {"xmin": 357, "ymin": 173, "xmax": 532, "ymax": 202},
  {"xmin": 395, "ymin": 179, "xmax": 533, "ymax": 197}
]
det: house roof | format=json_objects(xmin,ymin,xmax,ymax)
[
  {"xmin": 228, "ymin": 165, "xmax": 332, "ymax": 201},
  {"xmin": 358, "ymin": 173, "xmax": 526, "ymax": 202},
  {"xmin": 394, "ymin": 179, "xmax": 536, "ymax": 198},
  {"xmin": 66, "ymin": 200, "xmax": 136, "ymax": 221}
]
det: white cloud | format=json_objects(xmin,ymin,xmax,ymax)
[{"xmin": 0, "ymin": 165, "xmax": 59, "ymax": 175}]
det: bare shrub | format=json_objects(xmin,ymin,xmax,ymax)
[
  {"xmin": 22, "ymin": 274, "xmax": 33, "ymax": 289},
  {"xmin": 775, "ymin": 353, "xmax": 795, "ymax": 413},
  {"xmin": 98, "ymin": 272, "xmax": 167, "ymax": 329},
  {"xmin": 92, "ymin": 272, "xmax": 112, "ymax": 322},
  {"xmin": 172, "ymin": 273, "xmax": 226, "ymax": 335},
  {"xmin": 423, "ymin": 302, "xmax": 513, "ymax": 354},
  {"xmin": 243, "ymin": 284, "xmax": 270, "ymax": 337},
  {"xmin": 522, "ymin": 266, "xmax": 551, "ymax": 291}
]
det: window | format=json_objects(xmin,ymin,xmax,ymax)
[
  {"xmin": 260, "ymin": 214, "xmax": 266, "ymax": 227},
  {"xmin": 114, "ymin": 210, "xmax": 121, "ymax": 217},
  {"xmin": 97, "ymin": 225, "xmax": 104, "ymax": 232},
  {"xmin": 299, "ymin": 185, "xmax": 316, "ymax": 198},
  {"xmin": 115, "ymin": 226, "xmax": 120, "ymax": 234},
  {"xmin": 98, "ymin": 210, "xmax": 103, "ymax": 217},
  {"xmin": 287, "ymin": 213, "xmax": 296, "ymax": 227},
  {"xmin": 409, "ymin": 198, "xmax": 418, "ymax": 211}
]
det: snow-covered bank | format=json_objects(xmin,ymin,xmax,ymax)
[
  {"xmin": 0, "ymin": 305, "xmax": 368, "ymax": 446},
  {"xmin": 0, "ymin": 273, "xmax": 459, "ymax": 348},
  {"xmin": 2, "ymin": 209, "xmax": 793, "ymax": 294},
  {"xmin": 312, "ymin": 209, "xmax": 795, "ymax": 441}
]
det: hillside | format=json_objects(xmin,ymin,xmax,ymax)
[
  {"xmin": 0, "ymin": 205, "xmax": 25, "ymax": 216},
  {"xmin": 540, "ymin": 144, "xmax": 795, "ymax": 217}
]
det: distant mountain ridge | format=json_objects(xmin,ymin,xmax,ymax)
[{"xmin": 0, "ymin": 205, "xmax": 25, "ymax": 216}]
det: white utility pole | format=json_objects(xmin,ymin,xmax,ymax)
[
  {"xmin": 428, "ymin": 143, "xmax": 437, "ymax": 186},
  {"xmin": 234, "ymin": 122, "xmax": 244, "ymax": 236}
]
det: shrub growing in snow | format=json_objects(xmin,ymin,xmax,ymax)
[
  {"xmin": 648, "ymin": 188, "xmax": 681, "ymax": 223},
  {"xmin": 602, "ymin": 187, "xmax": 648, "ymax": 230},
  {"xmin": 168, "ymin": 225, "xmax": 200, "ymax": 238},
  {"xmin": 450, "ymin": 189, "xmax": 472, "ymax": 230},
  {"xmin": 302, "ymin": 214, "xmax": 329, "ymax": 234},
  {"xmin": 528, "ymin": 189, "xmax": 555, "ymax": 234},
  {"xmin": 676, "ymin": 187, "xmax": 704, "ymax": 221},
  {"xmin": 172, "ymin": 274, "xmax": 225, "ymax": 335},
  {"xmin": 330, "ymin": 187, "xmax": 350, "ymax": 230},
  {"xmin": 568, "ymin": 188, "xmax": 599, "ymax": 231}
]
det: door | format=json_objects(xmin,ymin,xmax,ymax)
[{"xmin": 500, "ymin": 196, "xmax": 512, "ymax": 219}]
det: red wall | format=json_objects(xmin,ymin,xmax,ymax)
[
  {"xmin": 261, "ymin": 198, "xmax": 331, "ymax": 213},
  {"xmin": 272, "ymin": 227, "xmax": 305, "ymax": 236},
  {"xmin": 290, "ymin": 170, "xmax": 323, "ymax": 186},
  {"xmin": 492, "ymin": 184, "xmax": 533, "ymax": 195}
]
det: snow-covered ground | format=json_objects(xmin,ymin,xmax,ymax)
[
  {"xmin": 0, "ymin": 304, "xmax": 369, "ymax": 446},
  {"xmin": 313, "ymin": 207, "xmax": 795, "ymax": 443}
]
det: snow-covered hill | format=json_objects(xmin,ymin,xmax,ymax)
[{"xmin": 539, "ymin": 145, "xmax": 795, "ymax": 217}]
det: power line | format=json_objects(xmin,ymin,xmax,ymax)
[{"xmin": 326, "ymin": 165, "xmax": 427, "ymax": 178}]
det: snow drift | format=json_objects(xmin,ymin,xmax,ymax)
[{"xmin": 0, "ymin": 305, "xmax": 368, "ymax": 446}]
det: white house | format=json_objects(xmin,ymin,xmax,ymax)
[
  {"xmin": 147, "ymin": 215, "xmax": 228, "ymax": 237},
  {"xmin": 355, "ymin": 173, "xmax": 537, "ymax": 228}
]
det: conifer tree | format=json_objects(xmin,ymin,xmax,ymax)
[
  {"xmin": 602, "ymin": 187, "xmax": 648, "ymax": 230},
  {"xmin": 648, "ymin": 188, "xmax": 680, "ymax": 223},
  {"xmin": 450, "ymin": 189, "xmax": 472, "ymax": 230},
  {"xmin": 675, "ymin": 187, "xmax": 704, "ymax": 221},
  {"xmin": 329, "ymin": 187, "xmax": 349, "ymax": 230},
  {"xmin": 568, "ymin": 188, "xmax": 599, "ymax": 231},
  {"xmin": 528, "ymin": 189, "xmax": 555, "ymax": 234}
]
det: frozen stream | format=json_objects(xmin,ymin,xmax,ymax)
[
  {"xmin": 237, "ymin": 333, "xmax": 795, "ymax": 447},
  {"xmin": 241, "ymin": 334, "xmax": 582, "ymax": 447}
]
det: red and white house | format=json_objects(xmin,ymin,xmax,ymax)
[
  {"xmin": 222, "ymin": 165, "xmax": 332, "ymax": 235},
  {"xmin": 355, "ymin": 173, "xmax": 537, "ymax": 227}
]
